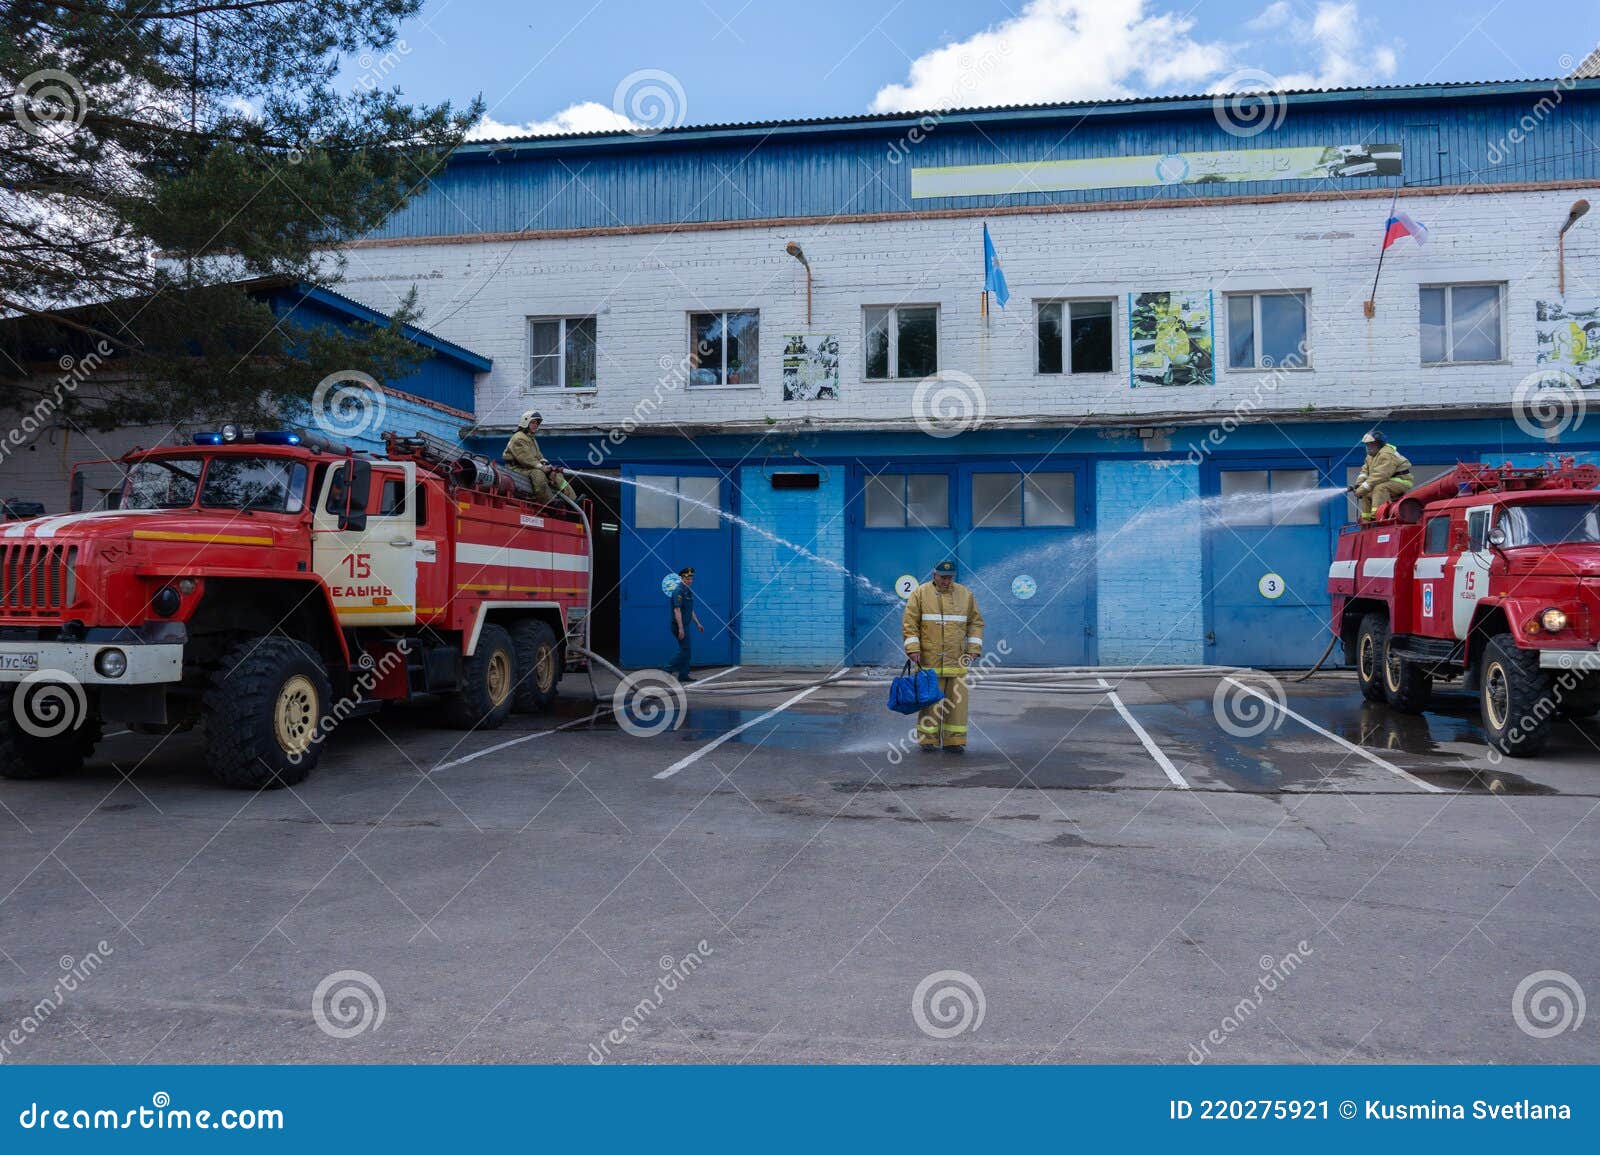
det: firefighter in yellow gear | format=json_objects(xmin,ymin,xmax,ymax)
[
  {"xmin": 902, "ymin": 559, "xmax": 985, "ymax": 753},
  {"xmin": 1351, "ymin": 431, "xmax": 1413, "ymax": 521},
  {"xmin": 504, "ymin": 410, "xmax": 569, "ymax": 503}
]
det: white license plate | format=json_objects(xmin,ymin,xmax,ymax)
[{"xmin": 0, "ymin": 652, "xmax": 40, "ymax": 672}]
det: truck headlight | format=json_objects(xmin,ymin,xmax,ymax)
[
  {"xmin": 1540, "ymin": 608, "xmax": 1569, "ymax": 633},
  {"xmin": 95, "ymin": 648, "xmax": 128, "ymax": 678}
]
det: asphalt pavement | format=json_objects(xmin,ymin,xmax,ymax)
[{"xmin": 2, "ymin": 666, "xmax": 1597, "ymax": 1064}]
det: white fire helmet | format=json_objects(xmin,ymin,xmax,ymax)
[{"xmin": 519, "ymin": 410, "xmax": 542, "ymax": 429}]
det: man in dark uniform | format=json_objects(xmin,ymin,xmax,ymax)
[{"xmin": 670, "ymin": 567, "xmax": 703, "ymax": 683}]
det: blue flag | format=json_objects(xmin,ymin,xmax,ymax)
[{"xmin": 983, "ymin": 223, "xmax": 1009, "ymax": 308}]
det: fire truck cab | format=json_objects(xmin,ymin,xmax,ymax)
[
  {"xmin": 0, "ymin": 426, "xmax": 591, "ymax": 788},
  {"xmin": 1329, "ymin": 460, "xmax": 1600, "ymax": 757}
]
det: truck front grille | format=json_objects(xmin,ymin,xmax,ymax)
[{"xmin": 0, "ymin": 544, "xmax": 78, "ymax": 616}]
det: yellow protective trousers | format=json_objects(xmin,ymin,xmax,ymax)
[{"xmin": 917, "ymin": 673, "xmax": 970, "ymax": 748}]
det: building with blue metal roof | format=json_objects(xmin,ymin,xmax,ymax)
[{"xmin": 339, "ymin": 78, "xmax": 1600, "ymax": 669}]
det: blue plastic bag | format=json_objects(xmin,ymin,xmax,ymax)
[{"xmin": 887, "ymin": 661, "xmax": 944, "ymax": 714}]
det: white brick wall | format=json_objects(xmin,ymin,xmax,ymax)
[{"xmin": 335, "ymin": 186, "xmax": 1600, "ymax": 435}]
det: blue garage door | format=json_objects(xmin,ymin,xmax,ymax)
[
  {"xmin": 619, "ymin": 467, "xmax": 738, "ymax": 668},
  {"xmin": 1204, "ymin": 462, "xmax": 1337, "ymax": 668},
  {"xmin": 848, "ymin": 468, "xmax": 956, "ymax": 665},
  {"xmin": 957, "ymin": 463, "xmax": 1094, "ymax": 666}
]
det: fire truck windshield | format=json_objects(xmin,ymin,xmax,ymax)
[
  {"xmin": 1498, "ymin": 501, "xmax": 1600, "ymax": 547},
  {"xmin": 124, "ymin": 456, "xmax": 309, "ymax": 513}
]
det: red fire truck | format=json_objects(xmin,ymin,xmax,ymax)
[
  {"xmin": 1329, "ymin": 459, "xmax": 1600, "ymax": 756},
  {"xmin": 0, "ymin": 427, "xmax": 591, "ymax": 787}
]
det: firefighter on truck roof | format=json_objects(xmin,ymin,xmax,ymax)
[
  {"xmin": 504, "ymin": 410, "xmax": 570, "ymax": 503},
  {"xmin": 902, "ymin": 560, "xmax": 985, "ymax": 754},
  {"xmin": 1350, "ymin": 430, "xmax": 1413, "ymax": 522}
]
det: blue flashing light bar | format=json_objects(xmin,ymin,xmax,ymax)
[{"xmin": 191, "ymin": 430, "xmax": 302, "ymax": 446}]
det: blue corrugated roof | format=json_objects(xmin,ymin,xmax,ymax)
[
  {"xmin": 455, "ymin": 78, "xmax": 1600, "ymax": 154},
  {"xmin": 365, "ymin": 78, "xmax": 1600, "ymax": 241}
]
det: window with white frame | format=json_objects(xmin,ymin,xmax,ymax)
[
  {"xmin": 527, "ymin": 316, "xmax": 597, "ymax": 390},
  {"xmin": 1226, "ymin": 291, "xmax": 1309, "ymax": 370},
  {"xmin": 1036, "ymin": 300, "xmax": 1113, "ymax": 374},
  {"xmin": 689, "ymin": 310, "xmax": 759, "ymax": 387},
  {"xmin": 1420, "ymin": 284, "xmax": 1504, "ymax": 364},
  {"xmin": 864, "ymin": 305, "xmax": 938, "ymax": 379}
]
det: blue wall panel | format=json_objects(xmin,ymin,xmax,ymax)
[
  {"xmin": 738, "ymin": 466, "xmax": 847, "ymax": 665},
  {"xmin": 1094, "ymin": 459, "xmax": 1206, "ymax": 665}
]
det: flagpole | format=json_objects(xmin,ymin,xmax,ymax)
[{"xmin": 1365, "ymin": 187, "xmax": 1401, "ymax": 317}]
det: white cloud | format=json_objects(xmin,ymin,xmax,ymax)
[
  {"xmin": 1246, "ymin": 1, "xmax": 1293, "ymax": 33},
  {"xmin": 467, "ymin": 100, "xmax": 636, "ymax": 140},
  {"xmin": 1267, "ymin": 1, "xmax": 1400, "ymax": 89},
  {"xmin": 868, "ymin": 0, "xmax": 1401, "ymax": 113},
  {"xmin": 869, "ymin": 0, "xmax": 1228, "ymax": 112}
]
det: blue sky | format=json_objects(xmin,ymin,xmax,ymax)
[{"xmin": 369, "ymin": 0, "xmax": 1600, "ymax": 136}]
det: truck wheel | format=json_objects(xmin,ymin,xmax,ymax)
[
  {"xmin": 1382, "ymin": 642, "xmax": 1433, "ymax": 714},
  {"xmin": 444, "ymin": 623, "xmax": 516, "ymax": 730},
  {"xmin": 1356, "ymin": 614, "xmax": 1389, "ymax": 703},
  {"xmin": 1479, "ymin": 633, "xmax": 1556, "ymax": 758},
  {"xmin": 202, "ymin": 638, "xmax": 333, "ymax": 789},
  {"xmin": 0, "ymin": 684, "xmax": 102, "ymax": 779},
  {"xmin": 510, "ymin": 619, "xmax": 560, "ymax": 713}
]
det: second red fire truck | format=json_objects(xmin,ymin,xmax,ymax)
[
  {"xmin": 1330, "ymin": 459, "xmax": 1600, "ymax": 756},
  {"xmin": 0, "ymin": 427, "xmax": 592, "ymax": 788}
]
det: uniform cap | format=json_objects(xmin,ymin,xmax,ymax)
[
  {"xmin": 933, "ymin": 560, "xmax": 957, "ymax": 575},
  {"xmin": 678, "ymin": 566, "xmax": 695, "ymax": 577}
]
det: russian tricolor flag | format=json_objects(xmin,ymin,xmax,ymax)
[{"xmin": 1382, "ymin": 210, "xmax": 1428, "ymax": 250}]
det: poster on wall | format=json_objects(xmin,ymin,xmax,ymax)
[
  {"xmin": 911, "ymin": 143, "xmax": 1401, "ymax": 200},
  {"xmin": 782, "ymin": 333, "xmax": 840, "ymax": 400},
  {"xmin": 1128, "ymin": 291, "xmax": 1214, "ymax": 388},
  {"xmin": 1535, "ymin": 299, "xmax": 1600, "ymax": 388}
]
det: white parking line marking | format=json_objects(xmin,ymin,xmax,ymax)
[
  {"xmin": 432, "ymin": 708, "xmax": 611, "ymax": 772},
  {"xmin": 1222, "ymin": 677, "xmax": 1443, "ymax": 793},
  {"xmin": 1097, "ymin": 678, "xmax": 1189, "ymax": 789},
  {"xmin": 654, "ymin": 668, "xmax": 852, "ymax": 781},
  {"xmin": 688, "ymin": 665, "xmax": 741, "ymax": 687}
]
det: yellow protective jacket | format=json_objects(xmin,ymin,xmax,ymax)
[
  {"xmin": 902, "ymin": 580, "xmax": 985, "ymax": 675},
  {"xmin": 504, "ymin": 429, "xmax": 547, "ymax": 473},
  {"xmin": 1357, "ymin": 444, "xmax": 1412, "ymax": 493}
]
